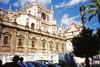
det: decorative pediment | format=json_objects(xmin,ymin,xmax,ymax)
[
  {"xmin": 18, "ymin": 35, "xmax": 25, "ymax": 39},
  {"xmin": 3, "ymin": 32, "xmax": 11, "ymax": 37},
  {"xmin": 31, "ymin": 37, "xmax": 37, "ymax": 41},
  {"xmin": 65, "ymin": 22, "xmax": 81, "ymax": 33}
]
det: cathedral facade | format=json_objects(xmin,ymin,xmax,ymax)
[{"xmin": 0, "ymin": 1, "xmax": 82, "ymax": 63}]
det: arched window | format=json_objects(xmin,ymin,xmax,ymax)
[
  {"xmin": 50, "ymin": 43, "xmax": 52, "ymax": 50},
  {"xmin": 28, "ymin": 10, "xmax": 31, "ymax": 14},
  {"xmin": 41, "ymin": 13, "xmax": 46, "ymax": 20},
  {"xmin": 31, "ymin": 23, "xmax": 34, "ymax": 29},
  {"xmin": 56, "ymin": 44, "xmax": 58, "ymax": 51},
  {"xmin": 62, "ymin": 44, "xmax": 64, "ymax": 51},
  {"xmin": 31, "ymin": 37, "xmax": 37, "ymax": 48},
  {"xmin": 32, "ymin": 41, "xmax": 35, "ymax": 48},
  {"xmin": 18, "ymin": 35, "xmax": 24, "ymax": 47},
  {"xmin": 4, "ymin": 36, "xmax": 8, "ymax": 44},
  {"xmin": 42, "ymin": 39, "xmax": 46, "ymax": 49},
  {"xmin": 3, "ymin": 32, "xmax": 11, "ymax": 46},
  {"xmin": 43, "ymin": 42, "xmax": 45, "ymax": 48},
  {"xmin": 18, "ymin": 39, "xmax": 23, "ymax": 46},
  {"xmin": 49, "ymin": 41, "xmax": 53, "ymax": 50},
  {"xmin": 26, "ymin": 18, "xmax": 29, "ymax": 27}
]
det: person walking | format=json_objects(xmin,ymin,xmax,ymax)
[
  {"xmin": 18, "ymin": 57, "xmax": 27, "ymax": 67},
  {"xmin": 4, "ymin": 55, "xmax": 20, "ymax": 67},
  {"xmin": 0, "ymin": 60, "xmax": 4, "ymax": 67}
]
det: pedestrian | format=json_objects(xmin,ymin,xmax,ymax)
[
  {"xmin": 4, "ymin": 55, "xmax": 20, "ymax": 67},
  {"xmin": 0, "ymin": 60, "xmax": 4, "ymax": 67},
  {"xmin": 18, "ymin": 57, "xmax": 27, "ymax": 67}
]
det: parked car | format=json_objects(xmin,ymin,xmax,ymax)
[
  {"xmin": 25, "ymin": 61, "xmax": 46, "ymax": 67},
  {"xmin": 25, "ymin": 62, "xmax": 35, "ymax": 67},
  {"xmin": 37, "ymin": 60, "xmax": 61, "ymax": 67}
]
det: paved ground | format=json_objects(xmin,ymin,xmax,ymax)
[{"xmin": 93, "ymin": 64, "xmax": 100, "ymax": 67}]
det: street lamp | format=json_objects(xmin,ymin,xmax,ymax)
[{"xmin": 79, "ymin": 5, "xmax": 86, "ymax": 27}]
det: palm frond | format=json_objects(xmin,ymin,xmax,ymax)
[
  {"xmin": 97, "ymin": 0, "xmax": 100, "ymax": 6},
  {"xmin": 92, "ymin": 0, "xmax": 98, "ymax": 3},
  {"xmin": 91, "ymin": 0, "xmax": 99, "ymax": 6},
  {"xmin": 88, "ymin": 14, "xmax": 96, "ymax": 21},
  {"xmin": 85, "ymin": 3, "xmax": 97, "ymax": 8},
  {"xmin": 85, "ymin": 0, "xmax": 100, "ymax": 23},
  {"xmin": 85, "ymin": 9, "xmax": 97, "ymax": 15},
  {"xmin": 92, "ymin": 0, "xmax": 96, "ymax": 1}
]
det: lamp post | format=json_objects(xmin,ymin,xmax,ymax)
[{"xmin": 80, "ymin": 5, "xmax": 86, "ymax": 28}]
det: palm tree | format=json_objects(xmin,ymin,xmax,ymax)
[{"xmin": 85, "ymin": 0, "xmax": 100, "ymax": 22}]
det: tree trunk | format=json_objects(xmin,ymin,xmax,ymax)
[
  {"xmin": 85, "ymin": 56, "xmax": 90, "ymax": 67},
  {"xmin": 91, "ymin": 57, "xmax": 94, "ymax": 67}
]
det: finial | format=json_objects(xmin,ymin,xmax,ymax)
[
  {"xmin": 50, "ymin": 5, "xmax": 53, "ymax": 11},
  {"xmin": 60, "ymin": 23, "xmax": 63, "ymax": 28},
  {"xmin": 24, "ymin": 4, "xmax": 27, "ymax": 14},
  {"xmin": 15, "ymin": 8, "xmax": 18, "ymax": 13},
  {"xmin": 9, "ymin": 4, "xmax": 12, "ymax": 12},
  {"xmin": 24, "ymin": 4, "xmax": 26, "ymax": 8},
  {"xmin": 32, "ymin": 0, "xmax": 38, "ymax": 5}
]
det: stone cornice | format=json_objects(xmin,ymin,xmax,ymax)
[
  {"xmin": 18, "ymin": 3, "xmax": 50, "ymax": 15},
  {"xmin": 0, "ymin": 20, "xmax": 66, "ymax": 41},
  {"xmin": 0, "ymin": 8, "xmax": 8, "ymax": 13},
  {"xmin": 38, "ymin": 5, "xmax": 50, "ymax": 13},
  {"xmin": 65, "ymin": 30, "xmax": 80, "ymax": 33},
  {"xmin": 27, "ymin": 14, "xmax": 36, "ymax": 19}
]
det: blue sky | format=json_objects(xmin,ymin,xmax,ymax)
[{"xmin": 0, "ymin": 0, "xmax": 100, "ymax": 33}]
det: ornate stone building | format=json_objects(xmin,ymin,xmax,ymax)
[
  {"xmin": 65, "ymin": 22, "xmax": 82, "ymax": 52},
  {"xmin": 0, "ymin": 1, "xmax": 82, "ymax": 63}
]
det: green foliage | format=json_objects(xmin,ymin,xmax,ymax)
[
  {"xmin": 85, "ymin": 3, "xmax": 97, "ymax": 9},
  {"xmin": 72, "ymin": 27, "xmax": 99, "ymax": 58},
  {"xmin": 96, "ymin": 28, "xmax": 100, "ymax": 53},
  {"xmin": 96, "ymin": 28, "xmax": 100, "ymax": 37},
  {"xmin": 85, "ymin": 0, "xmax": 100, "ymax": 22}
]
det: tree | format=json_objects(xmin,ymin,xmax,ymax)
[
  {"xmin": 72, "ymin": 27, "xmax": 98, "ymax": 67},
  {"xmin": 85, "ymin": 0, "xmax": 100, "ymax": 22},
  {"xmin": 96, "ymin": 28, "xmax": 100, "ymax": 41},
  {"xmin": 95, "ymin": 28, "xmax": 100, "ymax": 53}
]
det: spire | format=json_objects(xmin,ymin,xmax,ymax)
[
  {"xmin": 24, "ymin": 4, "xmax": 27, "ymax": 14},
  {"xmin": 50, "ymin": 5, "xmax": 53, "ymax": 11},
  {"xmin": 60, "ymin": 23, "xmax": 63, "ymax": 28},
  {"xmin": 50, "ymin": 5, "xmax": 54, "ymax": 15},
  {"xmin": 9, "ymin": 4, "xmax": 12, "ymax": 12},
  {"xmin": 24, "ymin": 4, "xmax": 26, "ymax": 8},
  {"xmin": 15, "ymin": 8, "xmax": 18, "ymax": 14},
  {"xmin": 32, "ymin": 0, "xmax": 38, "ymax": 5}
]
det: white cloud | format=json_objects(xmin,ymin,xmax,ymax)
[
  {"xmin": 55, "ymin": 1, "xmax": 66, "ymax": 8},
  {"xmin": 55, "ymin": 0, "xmax": 87, "ymax": 8},
  {"xmin": 13, "ymin": 0, "xmax": 51, "ymax": 8},
  {"xmin": 0, "ymin": 0, "xmax": 9, "ymax": 4},
  {"xmin": 37, "ymin": 0, "xmax": 51, "ymax": 8},
  {"xmin": 13, "ymin": 0, "xmax": 33, "ymax": 7},
  {"xmin": 67, "ymin": 0, "xmax": 81, "ymax": 6},
  {"xmin": 61, "ymin": 14, "xmax": 80, "ymax": 26}
]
